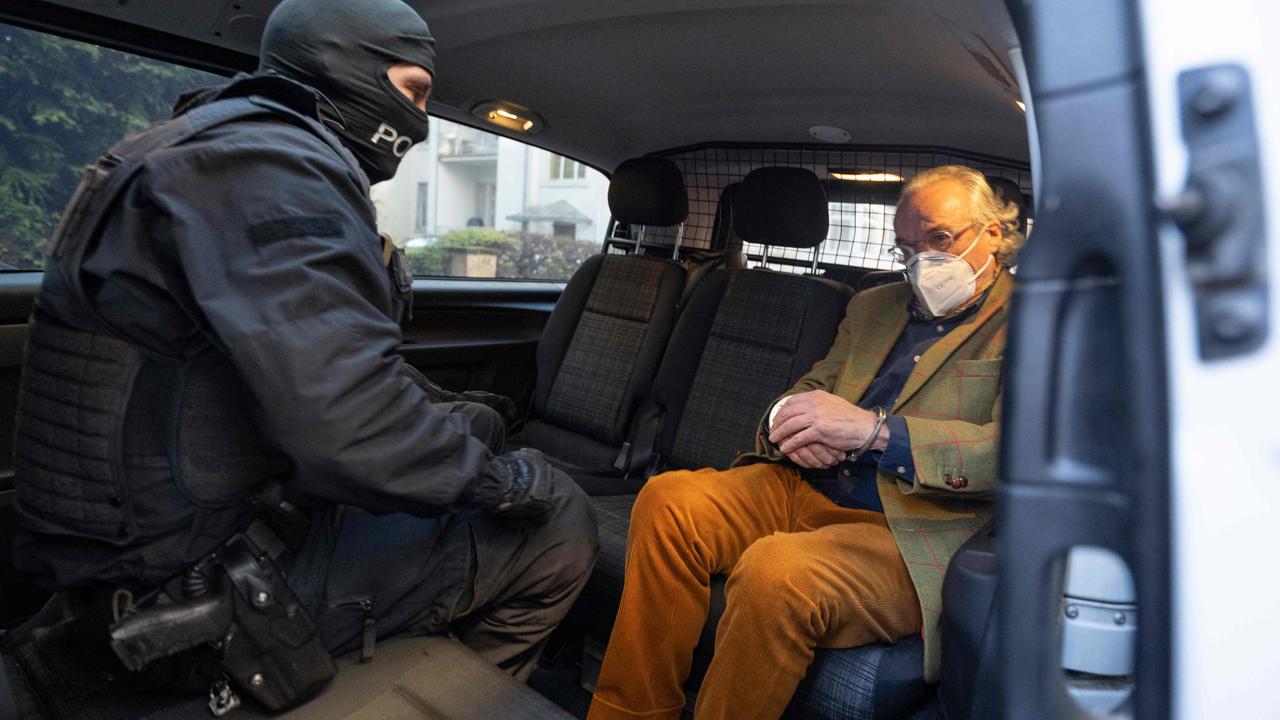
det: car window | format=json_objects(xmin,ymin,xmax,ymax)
[
  {"xmin": 372, "ymin": 118, "xmax": 609, "ymax": 281},
  {"xmin": 0, "ymin": 23, "xmax": 220, "ymax": 270}
]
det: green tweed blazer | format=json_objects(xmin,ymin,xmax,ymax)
[{"xmin": 740, "ymin": 272, "xmax": 1010, "ymax": 682}]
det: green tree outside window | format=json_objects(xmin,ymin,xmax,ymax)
[{"xmin": 0, "ymin": 24, "xmax": 219, "ymax": 269}]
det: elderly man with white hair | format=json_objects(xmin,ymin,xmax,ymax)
[{"xmin": 589, "ymin": 165, "xmax": 1025, "ymax": 720}]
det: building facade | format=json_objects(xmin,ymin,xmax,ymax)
[{"xmin": 372, "ymin": 117, "xmax": 611, "ymax": 250}]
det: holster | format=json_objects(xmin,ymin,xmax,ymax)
[{"xmin": 108, "ymin": 533, "xmax": 336, "ymax": 713}]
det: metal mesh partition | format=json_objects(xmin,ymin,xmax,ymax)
[{"xmin": 608, "ymin": 145, "xmax": 1032, "ymax": 276}]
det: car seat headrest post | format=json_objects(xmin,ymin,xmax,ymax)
[
  {"xmin": 671, "ymin": 222, "xmax": 685, "ymax": 260},
  {"xmin": 633, "ymin": 225, "xmax": 646, "ymax": 254}
]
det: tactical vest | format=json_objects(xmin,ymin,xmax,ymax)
[{"xmin": 13, "ymin": 94, "xmax": 359, "ymax": 588}]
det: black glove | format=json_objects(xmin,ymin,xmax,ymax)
[
  {"xmin": 473, "ymin": 448, "xmax": 556, "ymax": 525},
  {"xmin": 454, "ymin": 390, "xmax": 521, "ymax": 427},
  {"xmin": 401, "ymin": 364, "xmax": 522, "ymax": 427}
]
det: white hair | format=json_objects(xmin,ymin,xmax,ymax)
[{"xmin": 899, "ymin": 165, "xmax": 1025, "ymax": 267}]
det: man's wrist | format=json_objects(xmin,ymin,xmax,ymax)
[
  {"xmin": 871, "ymin": 418, "xmax": 890, "ymax": 452},
  {"xmin": 846, "ymin": 406, "xmax": 887, "ymax": 460},
  {"xmin": 767, "ymin": 396, "xmax": 791, "ymax": 432}
]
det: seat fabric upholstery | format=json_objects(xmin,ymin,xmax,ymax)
[
  {"xmin": 516, "ymin": 251, "xmax": 685, "ymax": 472},
  {"xmin": 581, "ymin": 494, "xmax": 930, "ymax": 720},
  {"xmin": 539, "ymin": 254, "xmax": 681, "ymax": 443},
  {"xmin": 645, "ymin": 165, "xmax": 852, "ymax": 473},
  {"xmin": 648, "ymin": 268, "xmax": 850, "ymax": 472},
  {"xmin": 666, "ymin": 269, "xmax": 844, "ymax": 469},
  {"xmin": 513, "ymin": 156, "xmax": 688, "ymax": 473},
  {"xmin": 582, "ymin": 493, "xmax": 635, "ymax": 613}
]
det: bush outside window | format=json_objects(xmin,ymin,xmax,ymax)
[{"xmin": 0, "ymin": 23, "xmax": 218, "ymax": 270}]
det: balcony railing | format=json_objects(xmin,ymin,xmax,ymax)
[{"xmin": 438, "ymin": 134, "xmax": 498, "ymax": 158}]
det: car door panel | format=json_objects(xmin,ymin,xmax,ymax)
[
  {"xmin": 0, "ymin": 274, "xmax": 561, "ymax": 628},
  {"xmin": 0, "ymin": 273, "xmax": 40, "ymax": 626},
  {"xmin": 1003, "ymin": 2, "xmax": 1171, "ymax": 718},
  {"xmin": 399, "ymin": 278, "xmax": 561, "ymax": 402}
]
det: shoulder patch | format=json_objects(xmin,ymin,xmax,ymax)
[{"xmin": 249, "ymin": 215, "xmax": 342, "ymax": 244}]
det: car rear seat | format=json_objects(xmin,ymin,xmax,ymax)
[
  {"xmin": 1, "ymin": 631, "xmax": 573, "ymax": 720},
  {"xmin": 571, "ymin": 169, "xmax": 850, "ymax": 496},
  {"xmin": 574, "ymin": 168, "xmax": 939, "ymax": 718},
  {"xmin": 645, "ymin": 167, "xmax": 851, "ymax": 477},
  {"xmin": 508, "ymin": 157, "xmax": 687, "ymax": 474}
]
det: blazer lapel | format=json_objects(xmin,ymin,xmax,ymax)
[
  {"xmin": 893, "ymin": 271, "xmax": 1013, "ymax": 411},
  {"xmin": 837, "ymin": 283, "xmax": 911, "ymax": 403}
]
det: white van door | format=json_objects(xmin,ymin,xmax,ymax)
[
  {"xmin": 1139, "ymin": 1, "xmax": 1280, "ymax": 718},
  {"xmin": 1000, "ymin": 1, "xmax": 1279, "ymax": 719}
]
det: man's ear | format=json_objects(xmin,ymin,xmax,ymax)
[{"xmin": 983, "ymin": 221, "xmax": 1002, "ymax": 251}]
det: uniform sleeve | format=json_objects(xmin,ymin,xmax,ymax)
[
  {"xmin": 753, "ymin": 296, "xmax": 858, "ymax": 458},
  {"xmin": 145, "ymin": 127, "xmax": 493, "ymax": 516}
]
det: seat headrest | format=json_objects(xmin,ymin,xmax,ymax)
[
  {"xmin": 608, "ymin": 157, "xmax": 688, "ymax": 226},
  {"xmin": 708, "ymin": 182, "xmax": 742, "ymax": 250},
  {"xmin": 732, "ymin": 167, "xmax": 828, "ymax": 249},
  {"xmin": 984, "ymin": 175, "xmax": 1031, "ymax": 236}
]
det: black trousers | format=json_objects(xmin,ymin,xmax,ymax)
[{"xmin": 286, "ymin": 401, "xmax": 599, "ymax": 680}]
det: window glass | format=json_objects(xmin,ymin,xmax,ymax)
[
  {"xmin": 740, "ymin": 201, "xmax": 899, "ymax": 273},
  {"xmin": 373, "ymin": 117, "xmax": 609, "ymax": 280},
  {"xmin": 415, "ymin": 182, "xmax": 430, "ymax": 231},
  {"xmin": 821, "ymin": 200, "xmax": 899, "ymax": 270},
  {"xmin": 0, "ymin": 23, "xmax": 220, "ymax": 270},
  {"xmin": 547, "ymin": 157, "xmax": 589, "ymax": 181}
]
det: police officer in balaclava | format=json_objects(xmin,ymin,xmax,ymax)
[
  {"xmin": 259, "ymin": 0, "xmax": 525, "ymax": 411},
  {"xmin": 259, "ymin": 0, "xmax": 435, "ymax": 184},
  {"xmin": 10, "ymin": 0, "xmax": 598, "ymax": 703}
]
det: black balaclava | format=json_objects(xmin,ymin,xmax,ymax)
[{"xmin": 259, "ymin": 0, "xmax": 436, "ymax": 183}]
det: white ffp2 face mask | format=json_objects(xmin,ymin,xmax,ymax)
[{"xmin": 904, "ymin": 231, "xmax": 994, "ymax": 318}]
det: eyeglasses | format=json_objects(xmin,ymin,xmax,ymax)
[{"xmin": 886, "ymin": 223, "xmax": 975, "ymax": 264}]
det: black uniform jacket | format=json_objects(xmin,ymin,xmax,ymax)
[{"xmin": 77, "ymin": 76, "xmax": 494, "ymax": 517}]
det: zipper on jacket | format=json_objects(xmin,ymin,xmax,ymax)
[{"xmin": 359, "ymin": 599, "xmax": 376, "ymax": 663}]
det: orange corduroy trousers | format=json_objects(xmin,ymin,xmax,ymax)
[{"xmin": 587, "ymin": 464, "xmax": 922, "ymax": 720}]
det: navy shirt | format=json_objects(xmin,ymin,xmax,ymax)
[{"xmin": 800, "ymin": 296, "xmax": 984, "ymax": 512}]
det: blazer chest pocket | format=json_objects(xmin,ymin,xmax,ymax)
[
  {"xmin": 905, "ymin": 358, "xmax": 1004, "ymax": 422},
  {"xmin": 954, "ymin": 358, "xmax": 1003, "ymax": 379}
]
